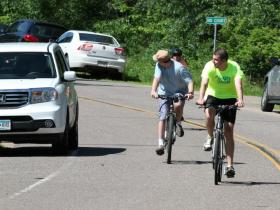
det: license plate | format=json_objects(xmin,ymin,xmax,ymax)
[
  {"xmin": 0, "ymin": 119, "xmax": 11, "ymax": 131},
  {"xmin": 97, "ymin": 61, "xmax": 108, "ymax": 67}
]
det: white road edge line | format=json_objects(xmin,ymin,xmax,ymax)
[{"xmin": 9, "ymin": 150, "xmax": 78, "ymax": 200}]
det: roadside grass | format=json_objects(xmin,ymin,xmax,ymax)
[
  {"xmin": 275, "ymin": 105, "xmax": 280, "ymax": 111},
  {"xmin": 75, "ymin": 61, "xmax": 264, "ymax": 97}
]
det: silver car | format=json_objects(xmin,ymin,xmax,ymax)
[
  {"xmin": 261, "ymin": 58, "xmax": 280, "ymax": 112},
  {"xmin": 57, "ymin": 30, "xmax": 126, "ymax": 75}
]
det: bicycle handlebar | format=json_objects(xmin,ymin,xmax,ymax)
[
  {"xmin": 158, "ymin": 94, "xmax": 186, "ymax": 102},
  {"xmin": 196, "ymin": 103, "xmax": 239, "ymax": 113}
]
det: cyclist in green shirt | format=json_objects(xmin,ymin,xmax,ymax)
[{"xmin": 196, "ymin": 48, "xmax": 244, "ymax": 178}]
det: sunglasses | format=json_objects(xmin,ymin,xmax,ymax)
[{"xmin": 161, "ymin": 59, "xmax": 170, "ymax": 63}]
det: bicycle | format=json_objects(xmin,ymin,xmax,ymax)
[
  {"xmin": 211, "ymin": 104, "xmax": 238, "ymax": 185},
  {"xmin": 158, "ymin": 94, "xmax": 185, "ymax": 164}
]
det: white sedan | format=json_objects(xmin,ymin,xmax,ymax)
[{"xmin": 57, "ymin": 30, "xmax": 126, "ymax": 75}]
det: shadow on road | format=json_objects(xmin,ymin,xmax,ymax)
[
  {"xmin": 172, "ymin": 160, "xmax": 245, "ymax": 165},
  {"xmin": 74, "ymin": 147, "xmax": 126, "ymax": 156},
  {"xmin": 0, "ymin": 146, "xmax": 126, "ymax": 157},
  {"xmin": 0, "ymin": 146, "xmax": 53, "ymax": 157},
  {"xmin": 184, "ymin": 128, "xmax": 206, "ymax": 131},
  {"xmin": 222, "ymin": 181, "xmax": 280, "ymax": 186},
  {"xmin": 172, "ymin": 160, "xmax": 212, "ymax": 165}
]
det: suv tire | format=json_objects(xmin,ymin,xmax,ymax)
[
  {"xmin": 69, "ymin": 104, "xmax": 79, "ymax": 150},
  {"xmin": 52, "ymin": 113, "xmax": 69, "ymax": 155},
  {"xmin": 261, "ymin": 83, "xmax": 274, "ymax": 112}
]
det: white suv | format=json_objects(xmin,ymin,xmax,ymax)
[{"xmin": 0, "ymin": 42, "xmax": 79, "ymax": 155}]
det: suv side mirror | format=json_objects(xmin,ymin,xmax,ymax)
[
  {"xmin": 269, "ymin": 57, "xmax": 280, "ymax": 65},
  {"xmin": 64, "ymin": 71, "xmax": 76, "ymax": 81}
]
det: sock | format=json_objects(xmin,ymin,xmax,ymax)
[{"xmin": 158, "ymin": 138, "xmax": 164, "ymax": 146}]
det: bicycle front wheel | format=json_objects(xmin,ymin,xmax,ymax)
[
  {"xmin": 213, "ymin": 131, "xmax": 222, "ymax": 185},
  {"xmin": 166, "ymin": 115, "xmax": 175, "ymax": 164}
]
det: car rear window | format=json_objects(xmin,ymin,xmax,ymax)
[
  {"xmin": 79, "ymin": 33, "xmax": 116, "ymax": 45},
  {"xmin": 30, "ymin": 24, "xmax": 66, "ymax": 39},
  {"xmin": 7, "ymin": 21, "xmax": 30, "ymax": 33},
  {"xmin": 0, "ymin": 52, "xmax": 56, "ymax": 79}
]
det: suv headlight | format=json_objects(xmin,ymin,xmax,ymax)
[{"xmin": 30, "ymin": 88, "xmax": 58, "ymax": 104}]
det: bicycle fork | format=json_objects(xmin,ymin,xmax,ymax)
[{"xmin": 216, "ymin": 115, "xmax": 227, "ymax": 174}]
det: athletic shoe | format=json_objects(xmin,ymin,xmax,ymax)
[
  {"xmin": 203, "ymin": 136, "xmax": 213, "ymax": 151},
  {"xmin": 176, "ymin": 123, "xmax": 184, "ymax": 137},
  {"xmin": 226, "ymin": 166, "xmax": 235, "ymax": 178},
  {"xmin": 155, "ymin": 146, "xmax": 164, "ymax": 155}
]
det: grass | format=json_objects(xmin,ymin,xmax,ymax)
[{"xmin": 75, "ymin": 65, "xmax": 264, "ymax": 97}]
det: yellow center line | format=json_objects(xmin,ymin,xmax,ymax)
[{"xmin": 80, "ymin": 96, "xmax": 280, "ymax": 171}]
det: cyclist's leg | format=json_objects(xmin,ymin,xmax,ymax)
[
  {"xmin": 205, "ymin": 95, "xmax": 216, "ymax": 138},
  {"xmin": 224, "ymin": 122, "xmax": 234, "ymax": 166},
  {"xmin": 156, "ymin": 99, "xmax": 170, "ymax": 155},
  {"xmin": 221, "ymin": 99, "xmax": 237, "ymax": 166},
  {"xmin": 205, "ymin": 107, "xmax": 215, "ymax": 137},
  {"xmin": 174, "ymin": 100, "xmax": 185, "ymax": 137},
  {"xmin": 203, "ymin": 96, "xmax": 216, "ymax": 150},
  {"xmin": 158, "ymin": 120, "xmax": 166, "ymax": 141},
  {"xmin": 222, "ymin": 103, "xmax": 237, "ymax": 177},
  {"xmin": 174, "ymin": 100, "xmax": 184, "ymax": 122}
]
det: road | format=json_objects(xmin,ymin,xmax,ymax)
[{"xmin": 0, "ymin": 79, "xmax": 279, "ymax": 210}]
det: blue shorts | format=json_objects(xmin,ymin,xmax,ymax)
[{"xmin": 158, "ymin": 97, "xmax": 185, "ymax": 120}]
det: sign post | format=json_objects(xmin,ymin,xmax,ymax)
[{"xmin": 206, "ymin": 17, "xmax": 227, "ymax": 52}]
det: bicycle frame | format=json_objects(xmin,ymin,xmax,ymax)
[
  {"xmin": 213, "ymin": 110, "xmax": 226, "ymax": 185},
  {"xmin": 212, "ymin": 105, "xmax": 237, "ymax": 185},
  {"xmin": 159, "ymin": 94, "xmax": 184, "ymax": 164},
  {"xmin": 165, "ymin": 102, "xmax": 176, "ymax": 164}
]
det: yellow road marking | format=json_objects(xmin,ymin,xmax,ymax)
[{"xmin": 80, "ymin": 96, "xmax": 280, "ymax": 171}]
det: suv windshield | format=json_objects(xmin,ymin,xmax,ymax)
[{"xmin": 0, "ymin": 52, "xmax": 56, "ymax": 79}]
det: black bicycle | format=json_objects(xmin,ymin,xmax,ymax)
[
  {"xmin": 158, "ymin": 94, "xmax": 184, "ymax": 164},
  {"xmin": 211, "ymin": 104, "xmax": 238, "ymax": 185}
]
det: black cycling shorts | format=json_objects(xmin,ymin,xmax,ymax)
[{"xmin": 205, "ymin": 95, "xmax": 237, "ymax": 124}]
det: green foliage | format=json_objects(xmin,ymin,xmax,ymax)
[{"xmin": 0, "ymin": 0, "xmax": 279, "ymax": 96}]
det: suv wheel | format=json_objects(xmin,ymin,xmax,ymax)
[
  {"xmin": 69, "ymin": 104, "xmax": 79, "ymax": 150},
  {"xmin": 52, "ymin": 113, "xmax": 69, "ymax": 155},
  {"xmin": 261, "ymin": 83, "xmax": 274, "ymax": 112}
]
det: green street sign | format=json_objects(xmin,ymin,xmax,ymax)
[{"xmin": 206, "ymin": 17, "xmax": 227, "ymax": 25}]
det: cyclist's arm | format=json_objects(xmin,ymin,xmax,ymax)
[
  {"xmin": 235, "ymin": 76, "xmax": 245, "ymax": 107},
  {"xmin": 186, "ymin": 80, "xmax": 194, "ymax": 100},
  {"xmin": 151, "ymin": 77, "xmax": 160, "ymax": 98},
  {"xmin": 197, "ymin": 77, "xmax": 208, "ymax": 105}
]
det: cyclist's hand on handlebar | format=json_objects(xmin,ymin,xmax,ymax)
[
  {"xmin": 235, "ymin": 99, "xmax": 245, "ymax": 108},
  {"xmin": 151, "ymin": 90, "xmax": 158, "ymax": 99},
  {"xmin": 196, "ymin": 98, "xmax": 205, "ymax": 106},
  {"xmin": 185, "ymin": 92, "xmax": 194, "ymax": 100}
]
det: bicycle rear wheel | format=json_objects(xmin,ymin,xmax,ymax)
[
  {"xmin": 166, "ymin": 115, "xmax": 175, "ymax": 164},
  {"xmin": 213, "ymin": 131, "xmax": 222, "ymax": 185}
]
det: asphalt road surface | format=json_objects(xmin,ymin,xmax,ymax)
[{"xmin": 0, "ymin": 79, "xmax": 279, "ymax": 210}]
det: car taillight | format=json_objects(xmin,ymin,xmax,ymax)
[
  {"xmin": 23, "ymin": 34, "xmax": 39, "ymax": 42},
  {"xmin": 77, "ymin": 42, "xmax": 93, "ymax": 51},
  {"xmin": 115, "ymin": 47, "xmax": 124, "ymax": 55}
]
